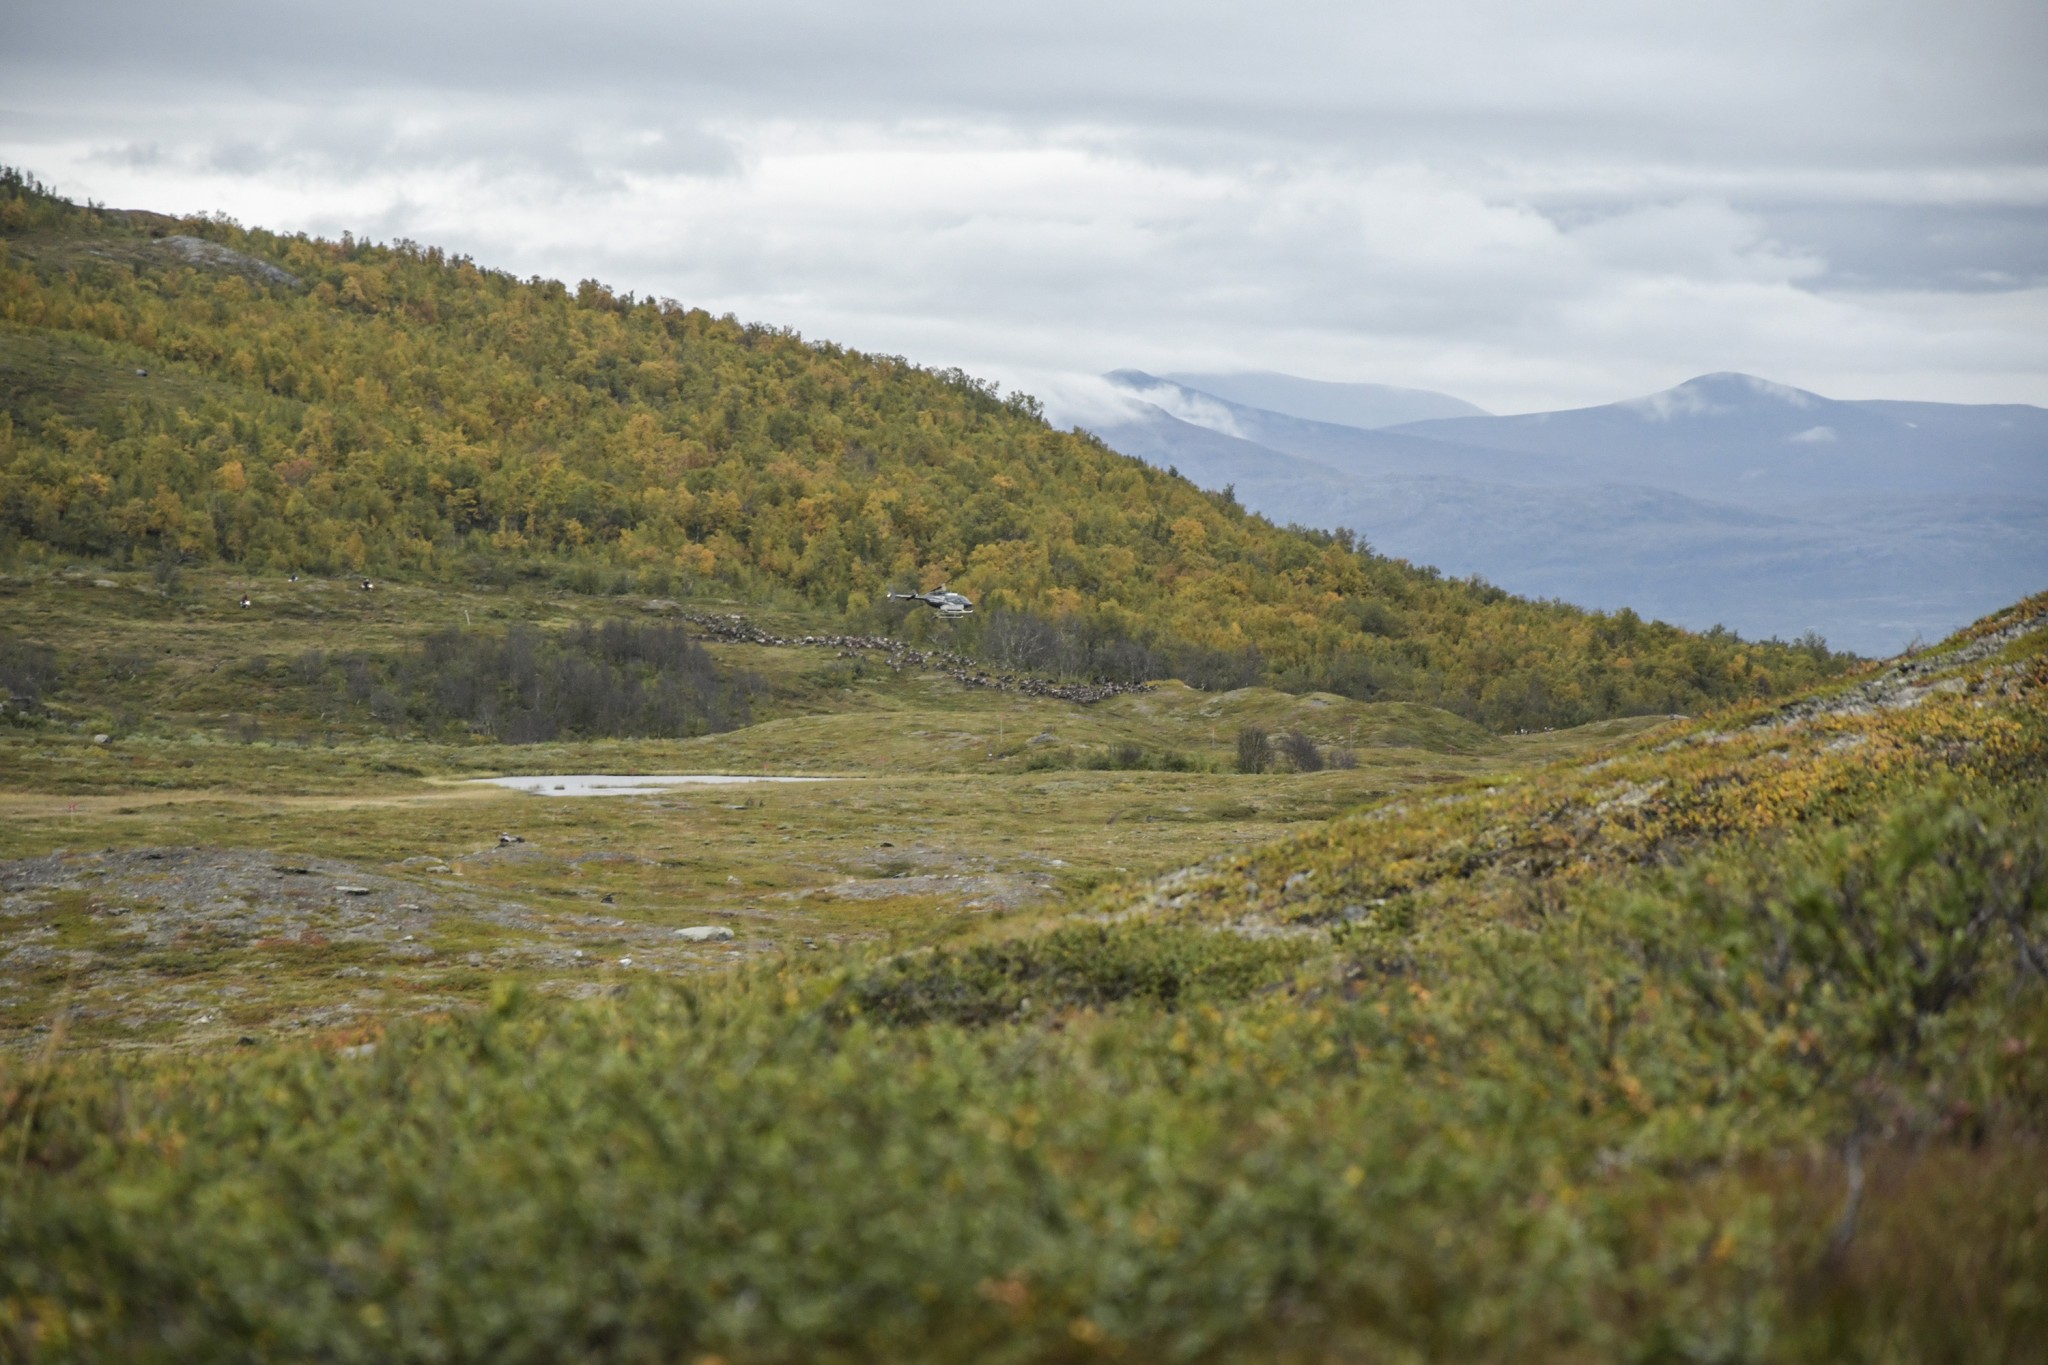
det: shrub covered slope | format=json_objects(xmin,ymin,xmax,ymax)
[
  {"xmin": 4, "ymin": 596, "xmax": 2044, "ymax": 1362},
  {"xmin": 0, "ymin": 169, "xmax": 1847, "ymax": 730}
]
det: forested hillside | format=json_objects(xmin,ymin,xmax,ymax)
[{"xmin": 0, "ymin": 170, "xmax": 1847, "ymax": 728}]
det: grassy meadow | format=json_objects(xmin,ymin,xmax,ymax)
[{"xmin": 0, "ymin": 564, "xmax": 1649, "ymax": 1051}]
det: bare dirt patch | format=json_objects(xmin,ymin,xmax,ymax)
[{"xmin": 0, "ymin": 845, "xmax": 769, "ymax": 1049}]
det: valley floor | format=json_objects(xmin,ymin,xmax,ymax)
[
  {"xmin": 0, "ymin": 566, "xmax": 1661, "ymax": 1052},
  {"xmin": 4, "ymin": 571, "xmax": 2045, "ymax": 1362}
]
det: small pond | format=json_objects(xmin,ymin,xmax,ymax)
[{"xmin": 470, "ymin": 774, "xmax": 842, "ymax": 797}]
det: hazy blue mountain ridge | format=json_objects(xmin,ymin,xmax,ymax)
[
  {"xmin": 1104, "ymin": 371, "xmax": 1579, "ymax": 486},
  {"xmin": 1157, "ymin": 370, "xmax": 1489, "ymax": 428},
  {"xmin": 1089, "ymin": 371, "xmax": 2048, "ymax": 655},
  {"xmin": 1388, "ymin": 372, "xmax": 2048, "ymax": 508}
]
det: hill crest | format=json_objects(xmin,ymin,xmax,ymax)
[{"xmin": 0, "ymin": 168, "xmax": 1849, "ymax": 729}]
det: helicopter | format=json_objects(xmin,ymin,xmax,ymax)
[{"xmin": 889, "ymin": 586, "xmax": 976, "ymax": 617}]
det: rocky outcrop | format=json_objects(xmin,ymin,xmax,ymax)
[
  {"xmin": 1759, "ymin": 610, "xmax": 2046, "ymax": 728},
  {"xmin": 155, "ymin": 235, "xmax": 302, "ymax": 289}
]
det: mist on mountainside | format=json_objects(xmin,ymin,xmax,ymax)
[
  {"xmin": 1157, "ymin": 371, "xmax": 1488, "ymax": 428},
  {"xmin": 1090, "ymin": 370, "xmax": 2048, "ymax": 656}
]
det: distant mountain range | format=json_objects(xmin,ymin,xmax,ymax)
[
  {"xmin": 1088, "ymin": 371, "xmax": 2048, "ymax": 656},
  {"xmin": 1158, "ymin": 371, "xmax": 1489, "ymax": 429}
]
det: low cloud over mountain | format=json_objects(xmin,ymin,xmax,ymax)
[
  {"xmin": 1090, "ymin": 371, "xmax": 2048, "ymax": 655},
  {"xmin": 1157, "ymin": 372, "xmax": 1488, "ymax": 430}
]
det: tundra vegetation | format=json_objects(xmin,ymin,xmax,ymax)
[
  {"xmin": 1, "ymin": 168, "xmax": 2044, "ymax": 1361},
  {"xmin": 0, "ymin": 168, "xmax": 1849, "ymax": 733}
]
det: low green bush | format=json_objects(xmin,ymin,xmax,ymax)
[
  {"xmin": 0, "ymin": 638, "xmax": 58, "ymax": 715},
  {"xmin": 1079, "ymin": 742, "xmax": 1199, "ymax": 772},
  {"xmin": 5, "ymin": 788, "xmax": 2044, "ymax": 1360},
  {"xmin": 1235, "ymin": 724, "xmax": 1271, "ymax": 774},
  {"xmin": 296, "ymin": 620, "xmax": 764, "ymax": 742},
  {"xmin": 834, "ymin": 920, "xmax": 1312, "ymax": 1026}
]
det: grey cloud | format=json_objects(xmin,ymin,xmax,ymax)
[
  {"xmin": 206, "ymin": 140, "xmax": 271, "ymax": 176},
  {"xmin": 8, "ymin": 1, "xmax": 2046, "ymax": 168},
  {"xmin": 1751, "ymin": 202, "xmax": 2048, "ymax": 293},
  {"xmin": 3, "ymin": 0, "xmax": 2044, "ymax": 411},
  {"xmin": 89, "ymin": 141, "xmax": 166, "ymax": 169},
  {"xmin": 83, "ymin": 105, "xmax": 744, "ymax": 187}
]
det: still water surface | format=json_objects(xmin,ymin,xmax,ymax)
[{"xmin": 471, "ymin": 774, "xmax": 841, "ymax": 797}]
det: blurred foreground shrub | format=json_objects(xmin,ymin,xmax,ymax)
[{"xmin": 3, "ymin": 790, "xmax": 2044, "ymax": 1361}]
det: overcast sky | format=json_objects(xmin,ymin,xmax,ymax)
[{"xmin": 5, "ymin": 0, "xmax": 2046, "ymax": 416}]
